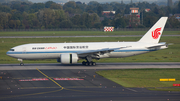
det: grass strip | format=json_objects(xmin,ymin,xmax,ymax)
[
  {"xmin": 0, "ymin": 31, "xmax": 179, "ymax": 36},
  {"xmin": 96, "ymin": 69, "xmax": 180, "ymax": 91}
]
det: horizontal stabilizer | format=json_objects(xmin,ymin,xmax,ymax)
[{"xmin": 146, "ymin": 42, "xmax": 168, "ymax": 50}]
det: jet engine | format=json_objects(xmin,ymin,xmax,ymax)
[{"xmin": 58, "ymin": 53, "xmax": 78, "ymax": 64}]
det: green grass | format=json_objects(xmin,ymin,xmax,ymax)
[
  {"xmin": 0, "ymin": 31, "xmax": 179, "ymax": 36},
  {"xmin": 0, "ymin": 36, "xmax": 180, "ymax": 64},
  {"xmin": 96, "ymin": 69, "xmax": 180, "ymax": 91}
]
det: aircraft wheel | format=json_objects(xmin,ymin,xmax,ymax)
[
  {"xmin": 85, "ymin": 62, "xmax": 89, "ymax": 66},
  {"xmin": 20, "ymin": 63, "xmax": 24, "ymax": 66},
  {"xmin": 83, "ymin": 62, "xmax": 96, "ymax": 66},
  {"xmin": 88, "ymin": 62, "xmax": 92, "ymax": 66},
  {"xmin": 82, "ymin": 61, "xmax": 86, "ymax": 65},
  {"xmin": 92, "ymin": 62, "xmax": 96, "ymax": 66}
]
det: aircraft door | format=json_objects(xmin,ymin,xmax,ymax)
[{"xmin": 22, "ymin": 47, "xmax": 26, "ymax": 54}]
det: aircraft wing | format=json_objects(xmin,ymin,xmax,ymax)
[{"xmin": 77, "ymin": 46, "xmax": 129, "ymax": 56}]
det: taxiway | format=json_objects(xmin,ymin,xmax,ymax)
[
  {"xmin": 0, "ymin": 63, "xmax": 180, "ymax": 101},
  {"xmin": 0, "ymin": 62, "xmax": 180, "ymax": 70}
]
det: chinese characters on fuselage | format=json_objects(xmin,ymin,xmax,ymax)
[{"xmin": 64, "ymin": 46, "xmax": 88, "ymax": 49}]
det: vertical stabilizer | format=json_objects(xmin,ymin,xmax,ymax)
[{"xmin": 138, "ymin": 17, "xmax": 168, "ymax": 44}]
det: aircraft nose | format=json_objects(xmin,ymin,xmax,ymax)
[
  {"xmin": 6, "ymin": 51, "xmax": 12, "ymax": 57},
  {"xmin": 6, "ymin": 51, "xmax": 10, "ymax": 56}
]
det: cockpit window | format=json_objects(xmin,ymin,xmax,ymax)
[{"xmin": 10, "ymin": 49, "xmax": 15, "ymax": 51}]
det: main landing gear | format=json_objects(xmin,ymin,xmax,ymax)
[
  {"xmin": 18, "ymin": 59, "xmax": 24, "ymax": 66},
  {"xmin": 82, "ymin": 61, "xmax": 96, "ymax": 66},
  {"xmin": 82, "ymin": 56, "xmax": 96, "ymax": 66}
]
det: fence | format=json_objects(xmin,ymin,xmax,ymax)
[{"xmin": 0, "ymin": 28, "xmax": 180, "ymax": 32}]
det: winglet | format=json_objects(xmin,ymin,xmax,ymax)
[{"xmin": 138, "ymin": 17, "xmax": 168, "ymax": 44}]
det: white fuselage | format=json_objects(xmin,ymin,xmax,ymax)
[{"xmin": 6, "ymin": 41, "xmax": 164, "ymax": 60}]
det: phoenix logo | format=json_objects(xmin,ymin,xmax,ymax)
[{"xmin": 152, "ymin": 28, "xmax": 162, "ymax": 39}]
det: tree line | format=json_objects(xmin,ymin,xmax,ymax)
[{"xmin": 0, "ymin": 0, "xmax": 180, "ymax": 29}]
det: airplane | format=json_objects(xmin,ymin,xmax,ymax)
[{"xmin": 6, "ymin": 17, "xmax": 168, "ymax": 66}]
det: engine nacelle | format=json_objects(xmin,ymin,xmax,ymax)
[{"xmin": 60, "ymin": 53, "xmax": 78, "ymax": 64}]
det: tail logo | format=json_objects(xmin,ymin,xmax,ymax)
[{"xmin": 152, "ymin": 28, "xmax": 162, "ymax": 39}]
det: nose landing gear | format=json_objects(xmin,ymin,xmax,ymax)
[
  {"xmin": 20, "ymin": 63, "xmax": 24, "ymax": 66},
  {"xmin": 18, "ymin": 59, "xmax": 24, "ymax": 66}
]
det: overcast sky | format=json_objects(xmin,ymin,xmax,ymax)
[{"xmin": 28, "ymin": 0, "xmax": 163, "ymax": 3}]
